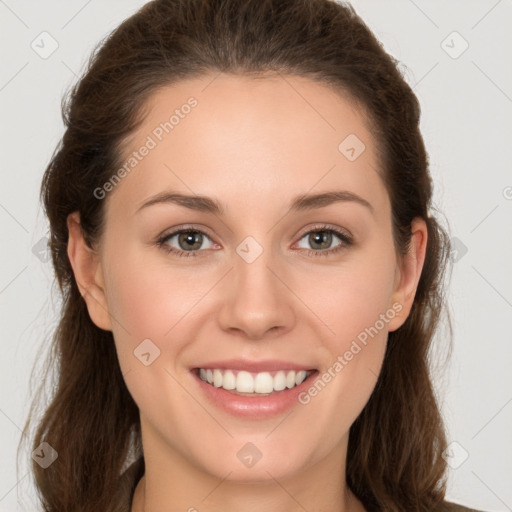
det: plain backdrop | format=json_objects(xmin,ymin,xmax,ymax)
[{"xmin": 1, "ymin": 1, "xmax": 511, "ymax": 510}]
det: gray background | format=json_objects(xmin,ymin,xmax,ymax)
[{"xmin": 1, "ymin": 0, "xmax": 511, "ymax": 510}]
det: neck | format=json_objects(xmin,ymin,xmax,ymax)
[
  {"xmin": 131, "ymin": 428, "xmax": 366, "ymax": 512},
  {"xmin": 132, "ymin": 473, "xmax": 365, "ymax": 512}
]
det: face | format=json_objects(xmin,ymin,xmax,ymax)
[{"xmin": 68, "ymin": 73, "xmax": 426, "ymax": 484}]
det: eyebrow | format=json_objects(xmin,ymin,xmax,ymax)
[{"xmin": 136, "ymin": 189, "xmax": 374, "ymax": 216}]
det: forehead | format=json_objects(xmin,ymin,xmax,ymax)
[{"xmin": 108, "ymin": 73, "xmax": 386, "ymax": 217}]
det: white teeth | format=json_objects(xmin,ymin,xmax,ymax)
[
  {"xmin": 213, "ymin": 369, "xmax": 223, "ymax": 387},
  {"xmin": 222, "ymin": 370, "xmax": 236, "ymax": 390},
  {"xmin": 254, "ymin": 372, "xmax": 274, "ymax": 393},
  {"xmin": 286, "ymin": 371, "xmax": 296, "ymax": 389},
  {"xmin": 236, "ymin": 371, "xmax": 254, "ymax": 392},
  {"xmin": 295, "ymin": 370, "xmax": 307, "ymax": 386},
  {"xmin": 273, "ymin": 370, "xmax": 287, "ymax": 391},
  {"xmin": 197, "ymin": 368, "xmax": 311, "ymax": 394}
]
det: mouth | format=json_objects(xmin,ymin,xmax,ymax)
[
  {"xmin": 193, "ymin": 367, "xmax": 315, "ymax": 396},
  {"xmin": 190, "ymin": 361, "xmax": 318, "ymax": 418}
]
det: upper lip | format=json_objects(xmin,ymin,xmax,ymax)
[{"xmin": 192, "ymin": 359, "xmax": 316, "ymax": 373}]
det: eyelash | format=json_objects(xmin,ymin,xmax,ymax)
[{"xmin": 155, "ymin": 224, "xmax": 353, "ymax": 259}]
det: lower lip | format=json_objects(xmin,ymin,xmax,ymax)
[{"xmin": 192, "ymin": 370, "xmax": 318, "ymax": 419}]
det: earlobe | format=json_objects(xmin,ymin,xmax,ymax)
[
  {"xmin": 66, "ymin": 212, "xmax": 112, "ymax": 331},
  {"xmin": 387, "ymin": 217, "xmax": 428, "ymax": 332}
]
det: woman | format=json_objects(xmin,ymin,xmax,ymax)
[{"xmin": 22, "ymin": 0, "xmax": 485, "ymax": 510}]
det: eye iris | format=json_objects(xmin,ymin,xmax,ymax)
[
  {"xmin": 310, "ymin": 231, "xmax": 332, "ymax": 250},
  {"xmin": 179, "ymin": 231, "xmax": 202, "ymax": 250}
]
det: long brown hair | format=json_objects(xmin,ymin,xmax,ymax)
[{"xmin": 20, "ymin": 0, "xmax": 453, "ymax": 510}]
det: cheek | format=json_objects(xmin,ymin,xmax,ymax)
[
  {"xmin": 104, "ymin": 249, "xmax": 208, "ymax": 338},
  {"xmin": 103, "ymin": 258, "xmax": 197, "ymax": 420},
  {"xmin": 102, "ymin": 252, "xmax": 190, "ymax": 376},
  {"xmin": 299, "ymin": 245, "xmax": 396, "ymax": 411},
  {"xmin": 308, "ymin": 246, "xmax": 398, "ymax": 349}
]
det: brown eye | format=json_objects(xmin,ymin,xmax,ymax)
[
  {"xmin": 295, "ymin": 226, "xmax": 353, "ymax": 257},
  {"xmin": 176, "ymin": 231, "xmax": 204, "ymax": 251},
  {"xmin": 157, "ymin": 229, "xmax": 215, "ymax": 257},
  {"xmin": 307, "ymin": 231, "xmax": 334, "ymax": 250}
]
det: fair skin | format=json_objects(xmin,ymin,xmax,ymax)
[{"xmin": 67, "ymin": 73, "xmax": 427, "ymax": 512}]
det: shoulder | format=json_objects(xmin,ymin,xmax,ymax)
[{"xmin": 435, "ymin": 500, "xmax": 488, "ymax": 512}]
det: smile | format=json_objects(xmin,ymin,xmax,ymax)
[
  {"xmin": 197, "ymin": 368, "xmax": 313, "ymax": 395},
  {"xmin": 191, "ymin": 361, "xmax": 319, "ymax": 418}
]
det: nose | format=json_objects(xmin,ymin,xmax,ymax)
[{"xmin": 217, "ymin": 250, "xmax": 296, "ymax": 341}]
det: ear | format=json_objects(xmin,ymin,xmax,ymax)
[
  {"xmin": 387, "ymin": 217, "xmax": 428, "ymax": 332},
  {"xmin": 67, "ymin": 211, "xmax": 112, "ymax": 331}
]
